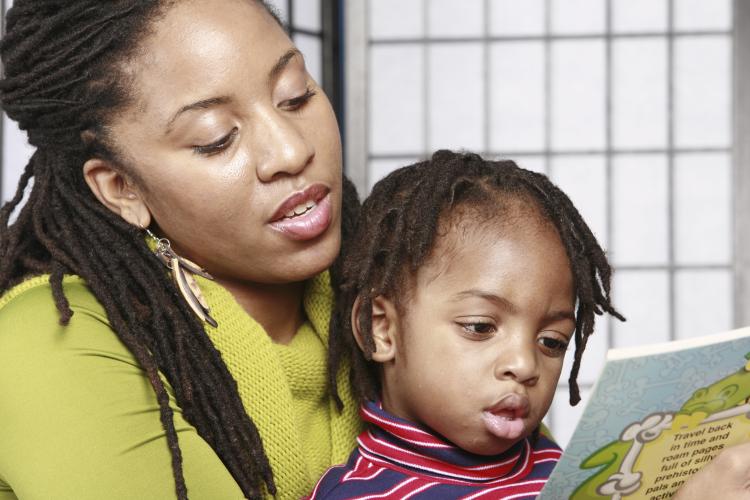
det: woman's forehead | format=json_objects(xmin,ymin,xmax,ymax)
[
  {"xmin": 140, "ymin": 0, "xmax": 289, "ymax": 78},
  {"xmin": 123, "ymin": 0, "xmax": 293, "ymax": 118}
]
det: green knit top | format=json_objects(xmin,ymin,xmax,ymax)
[{"xmin": 0, "ymin": 273, "xmax": 360, "ymax": 499}]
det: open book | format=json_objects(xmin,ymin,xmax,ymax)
[{"xmin": 539, "ymin": 326, "xmax": 750, "ymax": 500}]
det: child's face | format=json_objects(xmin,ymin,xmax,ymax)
[{"xmin": 378, "ymin": 213, "xmax": 575, "ymax": 456}]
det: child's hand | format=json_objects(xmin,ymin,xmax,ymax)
[{"xmin": 673, "ymin": 441, "xmax": 750, "ymax": 499}]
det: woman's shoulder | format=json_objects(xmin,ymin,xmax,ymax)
[
  {"xmin": 0, "ymin": 275, "xmax": 125, "ymax": 364},
  {"xmin": 0, "ymin": 276, "xmax": 246, "ymax": 499},
  {"xmin": 0, "ymin": 274, "xmax": 105, "ymax": 318}
]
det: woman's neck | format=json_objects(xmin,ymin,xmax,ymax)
[{"xmin": 215, "ymin": 277, "xmax": 306, "ymax": 345}]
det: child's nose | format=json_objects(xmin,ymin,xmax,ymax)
[{"xmin": 493, "ymin": 336, "xmax": 540, "ymax": 386}]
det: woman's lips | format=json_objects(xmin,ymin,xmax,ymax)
[
  {"xmin": 482, "ymin": 393, "xmax": 530, "ymax": 440},
  {"xmin": 268, "ymin": 193, "xmax": 332, "ymax": 241},
  {"xmin": 270, "ymin": 183, "xmax": 329, "ymax": 222}
]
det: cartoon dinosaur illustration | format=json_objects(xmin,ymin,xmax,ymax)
[{"xmin": 678, "ymin": 352, "xmax": 750, "ymax": 417}]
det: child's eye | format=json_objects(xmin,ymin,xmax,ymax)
[
  {"xmin": 538, "ymin": 335, "xmax": 569, "ymax": 357},
  {"xmin": 457, "ymin": 321, "xmax": 496, "ymax": 339},
  {"xmin": 193, "ymin": 128, "xmax": 238, "ymax": 156},
  {"xmin": 280, "ymin": 87, "xmax": 317, "ymax": 111}
]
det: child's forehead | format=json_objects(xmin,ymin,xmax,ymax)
[
  {"xmin": 418, "ymin": 205, "xmax": 566, "ymax": 282},
  {"xmin": 435, "ymin": 195, "xmax": 552, "ymax": 239}
]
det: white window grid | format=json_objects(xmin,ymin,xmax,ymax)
[{"xmin": 345, "ymin": 0, "xmax": 748, "ymax": 446}]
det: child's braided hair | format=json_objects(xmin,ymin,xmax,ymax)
[{"xmin": 327, "ymin": 150, "xmax": 624, "ymax": 409}]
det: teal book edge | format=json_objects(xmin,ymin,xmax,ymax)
[{"xmin": 540, "ymin": 326, "xmax": 750, "ymax": 500}]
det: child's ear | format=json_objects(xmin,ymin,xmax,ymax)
[{"xmin": 351, "ymin": 294, "xmax": 399, "ymax": 363}]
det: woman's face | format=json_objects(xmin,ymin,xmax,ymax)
[{"xmin": 107, "ymin": 0, "xmax": 343, "ymax": 285}]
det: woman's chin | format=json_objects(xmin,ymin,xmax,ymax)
[{"xmin": 268, "ymin": 239, "xmax": 341, "ymax": 284}]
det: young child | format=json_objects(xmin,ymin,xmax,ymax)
[{"xmin": 312, "ymin": 150, "xmax": 623, "ymax": 499}]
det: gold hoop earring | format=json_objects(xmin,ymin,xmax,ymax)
[{"xmin": 146, "ymin": 228, "xmax": 218, "ymax": 328}]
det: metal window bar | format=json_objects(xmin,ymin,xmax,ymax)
[
  {"xmin": 422, "ymin": 1, "xmax": 429, "ymax": 157},
  {"xmin": 735, "ymin": 0, "xmax": 750, "ymax": 328},
  {"xmin": 344, "ymin": 0, "xmax": 368, "ymax": 191},
  {"xmin": 369, "ymin": 31, "xmax": 732, "ymax": 44},
  {"xmin": 321, "ymin": 0, "xmax": 343, "ymax": 122},
  {"xmin": 0, "ymin": 0, "xmax": 6, "ymax": 203},
  {"xmin": 482, "ymin": 0, "xmax": 490, "ymax": 157},
  {"xmin": 284, "ymin": 0, "xmax": 343, "ymax": 122},
  {"xmin": 368, "ymin": 146, "xmax": 732, "ymax": 160},
  {"xmin": 604, "ymin": 0, "xmax": 614, "ymax": 351}
]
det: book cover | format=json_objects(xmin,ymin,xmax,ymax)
[{"xmin": 540, "ymin": 326, "xmax": 750, "ymax": 500}]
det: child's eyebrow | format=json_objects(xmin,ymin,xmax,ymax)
[
  {"xmin": 452, "ymin": 289, "xmax": 576, "ymax": 323},
  {"xmin": 544, "ymin": 310, "xmax": 577, "ymax": 323},
  {"xmin": 451, "ymin": 289, "xmax": 519, "ymax": 313}
]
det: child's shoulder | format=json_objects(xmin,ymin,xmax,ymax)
[
  {"xmin": 306, "ymin": 462, "xmax": 351, "ymax": 500},
  {"xmin": 538, "ymin": 423, "xmax": 561, "ymax": 446},
  {"xmin": 307, "ymin": 448, "xmax": 395, "ymax": 500}
]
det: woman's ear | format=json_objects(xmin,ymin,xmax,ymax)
[
  {"xmin": 83, "ymin": 158, "xmax": 151, "ymax": 228},
  {"xmin": 351, "ymin": 294, "xmax": 400, "ymax": 363}
]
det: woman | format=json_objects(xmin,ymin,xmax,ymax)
[{"xmin": 0, "ymin": 1, "xmax": 359, "ymax": 499}]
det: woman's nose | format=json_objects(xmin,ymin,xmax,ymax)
[
  {"xmin": 494, "ymin": 336, "xmax": 540, "ymax": 386},
  {"xmin": 254, "ymin": 108, "xmax": 314, "ymax": 182}
]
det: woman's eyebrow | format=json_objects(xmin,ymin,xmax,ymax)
[
  {"xmin": 268, "ymin": 48, "xmax": 303, "ymax": 85},
  {"xmin": 165, "ymin": 96, "xmax": 231, "ymax": 132}
]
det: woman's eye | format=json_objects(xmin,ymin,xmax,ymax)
[
  {"xmin": 193, "ymin": 128, "xmax": 238, "ymax": 156},
  {"xmin": 459, "ymin": 322, "xmax": 496, "ymax": 338},
  {"xmin": 538, "ymin": 336, "xmax": 569, "ymax": 357},
  {"xmin": 280, "ymin": 87, "xmax": 317, "ymax": 111}
]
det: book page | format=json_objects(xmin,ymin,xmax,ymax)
[{"xmin": 541, "ymin": 326, "xmax": 750, "ymax": 500}]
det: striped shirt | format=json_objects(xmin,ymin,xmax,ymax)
[{"xmin": 308, "ymin": 401, "xmax": 562, "ymax": 499}]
